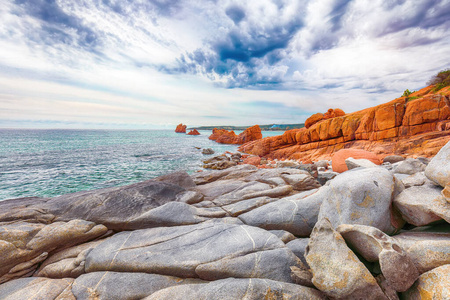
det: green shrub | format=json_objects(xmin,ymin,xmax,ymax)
[
  {"xmin": 402, "ymin": 89, "xmax": 414, "ymax": 97},
  {"xmin": 428, "ymin": 69, "xmax": 450, "ymax": 92}
]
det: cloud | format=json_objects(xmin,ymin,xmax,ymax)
[{"xmin": 1, "ymin": 0, "xmax": 450, "ymax": 129}]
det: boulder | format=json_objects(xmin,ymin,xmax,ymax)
[
  {"xmin": 201, "ymin": 148, "xmax": 214, "ymax": 155},
  {"xmin": 332, "ymin": 149, "xmax": 382, "ymax": 173},
  {"xmin": 317, "ymin": 167, "xmax": 404, "ymax": 234},
  {"xmin": 402, "ymin": 264, "xmax": 450, "ymax": 299},
  {"xmin": 425, "ymin": 140, "xmax": 450, "ymax": 187},
  {"xmin": 305, "ymin": 113, "xmax": 324, "ymax": 128},
  {"xmin": 401, "ymin": 172, "xmax": 437, "ymax": 188},
  {"xmin": 239, "ymin": 187, "xmax": 326, "ymax": 236},
  {"xmin": 242, "ymin": 156, "xmax": 261, "ymax": 166},
  {"xmin": 337, "ymin": 224, "xmax": 419, "ymax": 292},
  {"xmin": 305, "ymin": 218, "xmax": 386, "ymax": 299},
  {"xmin": 187, "ymin": 129, "xmax": 200, "ymax": 135},
  {"xmin": 144, "ymin": 278, "xmax": 326, "ymax": 300},
  {"xmin": 0, "ymin": 277, "xmax": 75, "ymax": 300},
  {"xmin": 393, "ymin": 158, "xmax": 426, "ymax": 175},
  {"xmin": 280, "ymin": 173, "xmax": 321, "ymax": 191},
  {"xmin": 85, "ymin": 222, "xmax": 294, "ymax": 281},
  {"xmin": 72, "ymin": 272, "xmax": 203, "ymax": 300},
  {"xmin": 393, "ymin": 185, "xmax": 450, "ymax": 226},
  {"xmin": 345, "ymin": 157, "xmax": 379, "ymax": 170},
  {"xmin": 393, "ymin": 226, "xmax": 450, "ymax": 274},
  {"xmin": 383, "ymin": 155, "xmax": 405, "ymax": 164},
  {"xmin": 175, "ymin": 123, "xmax": 187, "ymax": 133},
  {"xmin": 209, "ymin": 125, "xmax": 262, "ymax": 145},
  {"xmin": 222, "ymin": 196, "xmax": 278, "ymax": 217}
]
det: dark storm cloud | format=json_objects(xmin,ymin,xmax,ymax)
[
  {"xmin": 14, "ymin": 0, "xmax": 100, "ymax": 48},
  {"xmin": 225, "ymin": 5, "xmax": 246, "ymax": 24}
]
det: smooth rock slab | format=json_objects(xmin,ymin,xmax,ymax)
[
  {"xmin": 305, "ymin": 218, "xmax": 387, "ymax": 299},
  {"xmin": 195, "ymin": 248, "xmax": 302, "ymax": 283},
  {"xmin": 239, "ymin": 187, "xmax": 325, "ymax": 236},
  {"xmin": 425, "ymin": 139, "xmax": 450, "ymax": 187},
  {"xmin": 85, "ymin": 222, "xmax": 287, "ymax": 280},
  {"xmin": 402, "ymin": 264, "xmax": 450, "ymax": 299},
  {"xmin": 394, "ymin": 185, "xmax": 450, "ymax": 226},
  {"xmin": 280, "ymin": 173, "xmax": 321, "ymax": 191},
  {"xmin": 317, "ymin": 167, "xmax": 404, "ymax": 234},
  {"xmin": 72, "ymin": 271, "xmax": 204, "ymax": 300},
  {"xmin": 0, "ymin": 277, "xmax": 75, "ymax": 300},
  {"xmin": 337, "ymin": 224, "xmax": 419, "ymax": 292},
  {"xmin": 144, "ymin": 278, "xmax": 326, "ymax": 300}
]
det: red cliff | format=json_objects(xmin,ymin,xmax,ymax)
[
  {"xmin": 239, "ymin": 86, "xmax": 450, "ymax": 162},
  {"xmin": 175, "ymin": 124, "xmax": 187, "ymax": 133},
  {"xmin": 209, "ymin": 125, "xmax": 263, "ymax": 145},
  {"xmin": 187, "ymin": 129, "xmax": 200, "ymax": 135}
]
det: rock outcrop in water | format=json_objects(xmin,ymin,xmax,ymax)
[
  {"xmin": 239, "ymin": 86, "xmax": 450, "ymax": 163},
  {"xmin": 187, "ymin": 129, "xmax": 200, "ymax": 135},
  {"xmin": 209, "ymin": 125, "xmax": 262, "ymax": 144},
  {"xmin": 1, "ymin": 139, "xmax": 449, "ymax": 299},
  {"xmin": 175, "ymin": 123, "xmax": 187, "ymax": 133}
]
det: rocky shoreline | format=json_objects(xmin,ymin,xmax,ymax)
[{"xmin": 0, "ymin": 138, "xmax": 449, "ymax": 299}]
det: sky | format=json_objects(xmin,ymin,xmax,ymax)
[{"xmin": 0, "ymin": 0, "xmax": 449, "ymax": 129}]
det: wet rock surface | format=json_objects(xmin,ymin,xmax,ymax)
[{"xmin": 1, "ymin": 140, "xmax": 450, "ymax": 299}]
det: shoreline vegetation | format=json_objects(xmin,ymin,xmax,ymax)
[{"xmin": 189, "ymin": 123, "xmax": 305, "ymax": 131}]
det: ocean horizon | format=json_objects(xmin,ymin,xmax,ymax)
[{"xmin": 0, "ymin": 128, "xmax": 280, "ymax": 201}]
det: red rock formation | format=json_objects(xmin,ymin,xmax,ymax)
[
  {"xmin": 305, "ymin": 109, "xmax": 346, "ymax": 129},
  {"xmin": 331, "ymin": 149, "xmax": 382, "ymax": 173},
  {"xmin": 243, "ymin": 156, "xmax": 261, "ymax": 166},
  {"xmin": 187, "ymin": 129, "xmax": 200, "ymax": 135},
  {"xmin": 175, "ymin": 124, "xmax": 187, "ymax": 133},
  {"xmin": 209, "ymin": 125, "xmax": 263, "ymax": 145},
  {"xmin": 239, "ymin": 86, "xmax": 450, "ymax": 162}
]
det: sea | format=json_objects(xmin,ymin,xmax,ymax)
[{"xmin": 0, "ymin": 129, "xmax": 281, "ymax": 201}]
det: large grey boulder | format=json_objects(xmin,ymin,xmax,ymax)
[
  {"xmin": 0, "ymin": 220, "xmax": 107, "ymax": 284},
  {"xmin": 144, "ymin": 277, "xmax": 326, "ymax": 300},
  {"xmin": 317, "ymin": 167, "xmax": 404, "ymax": 234},
  {"xmin": 85, "ymin": 222, "xmax": 297, "ymax": 282},
  {"xmin": 393, "ymin": 185, "xmax": 450, "ymax": 226},
  {"xmin": 222, "ymin": 196, "xmax": 278, "ymax": 217},
  {"xmin": 337, "ymin": 224, "xmax": 419, "ymax": 292},
  {"xmin": 425, "ymin": 140, "xmax": 450, "ymax": 187},
  {"xmin": 0, "ymin": 277, "xmax": 75, "ymax": 299},
  {"xmin": 238, "ymin": 187, "xmax": 325, "ymax": 236},
  {"xmin": 72, "ymin": 272, "xmax": 204, "ymax": 300},
  {"xmin": 305, "ymin": 218, "xmax": 387, "ymax": 299},
  {"xmin": 345, "ymin": 158, "xmax": 378, "ymax": 170},
  {"xmin": 191, "ymin": 165, "xmax": 257, "ymax": 185},
  {"xmin": 401, "ymin": 172, "xmax": 437, "ymax": 188}
]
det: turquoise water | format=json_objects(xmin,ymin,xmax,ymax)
[{"xmin": 0, "ymin": 129, "xmax": 281, "ymax": 200}]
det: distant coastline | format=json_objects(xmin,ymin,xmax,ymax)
[{"xmin": 189, "ymin": 123, "xmax": 305, "ymax": 131}]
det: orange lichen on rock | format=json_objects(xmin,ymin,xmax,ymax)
[
  {"xmin": 239, "ymin": 87, "xmax": 450, "ymax": 165},
  {"xmin": 209, "ymin": 125, "xmax": 262, "ymax": 145},
  {"xmin": 187, "ymin": 129, "xmax": 200, "ymax": 135},
  {"xmin": 175, "ymin": 123, "xmax": 187, "ymax": 133}
]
